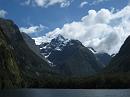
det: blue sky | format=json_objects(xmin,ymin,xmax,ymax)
[
  {"xmin": 0, "ymin": 0, "xmax": 130, "ymax": 54},
  {"xmin": 0, "ymin": 0, "xmax": 128, "ymax": 34}
]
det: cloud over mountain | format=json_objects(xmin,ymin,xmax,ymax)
[
  {"xmin": 34, "ymin": 5, "xmax": 130, "ymax": 54},
  {"xmin": 20, "ymin": 24, "xmax": 47, "ymax": 34}
]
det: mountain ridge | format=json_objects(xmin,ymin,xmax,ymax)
[
  {"xmin": 39, "ymin": 35, "xmax": 103, "ymax": 77},
  {"xmin": 104, "ymin": 36, "xmax": 130, "ymax": 73},
  {"xmin": 0, "ymin": 18, "xmax": 51, "ymax": 88}
]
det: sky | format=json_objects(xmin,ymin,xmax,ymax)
[{"xmin": 0, "ymin": 0, "xmax": 130, "ymax": 54}]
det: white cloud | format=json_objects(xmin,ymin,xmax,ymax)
[
  {"xmin": 0, "ymin": 9, "xmax": 7, "ymax": 18},
  {"xmin": 91, "ymin": 0, "xmax": 109, "ymax": 5},
  {"xmin": 20, "ymin": 24, "xmax": 47, "ymax": 34},
  {"xmin": 22, "ymin": 0, "xmax": 72, "ymax": 8},
  {"xmin": 80, "ymin": 1, "xmax": 88, "ymax": 8},
  {"xmin": 34, "ymin": 5, "xmax": 130, "ymax": 54}
]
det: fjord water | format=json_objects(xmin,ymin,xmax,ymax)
[{"xmin": 0, "ymin": 89, "xmax": 130, "ymax": 97}]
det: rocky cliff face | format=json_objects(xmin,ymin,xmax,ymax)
[
  {"xmin": 0, "ymin": 26, "xmax": 22, "ymax": 89},
  {"xmin": 0, "ymin": 18, "xmax": 51, "ymax": 89}
]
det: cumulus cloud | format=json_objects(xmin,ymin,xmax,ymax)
[
  {"xmin": 20, "ymin": 24, "xmax": 47, "ymax": 34},
  {"xmin": 0, "ymin": 9, "xmax": 7, "ymax": 18},
  {"xmin": 34, "ymin": 5, "xmax": 130, "ymax": 54},
  {"xmin": 22, "ymin": 0, "xmax": 72, "ymax": 8},
  {"xmin": 80, "ymin": 1, "xmax": 88, "ymax": 8}
]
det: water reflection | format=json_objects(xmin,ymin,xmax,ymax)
[{"xmin": 0, "ymin": 89, "xmax": 130, "ymax": 97}]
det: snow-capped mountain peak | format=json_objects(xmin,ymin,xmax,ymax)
[
  {"xmin": 50, "ymin": 35, "xmax": 68, "ymax": 47},
  {"xmin": 39, "ymin": 35, "xmax": 70, "ymax": 58},
  {"xmin": 55, "ymin": 34, "xmax": 66, "ymax": 42}
]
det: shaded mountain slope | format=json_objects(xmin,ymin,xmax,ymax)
[
  {"xmin": 0, "ymin": 18, "xmax": 50, "ymax": 78},
  {"xmin": 0, "ymin": 27, "xmax": 22, "ymax": 89},
  {"xmin": 95, "ymin": 52, "xmax": 112, "ymax": 67},
  {"xmin": 21, "ymin": 32, "xmax": 46, "ymax": 61},
  {"xmin": 88, "ymin": 47, "xmax": 112, "ymax": 67},
  {"xmin": 104, "ymin": 36, "xmax": 130, "ymax": 73}
]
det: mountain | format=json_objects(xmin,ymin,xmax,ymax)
[
  {"xmin": 0, "ymin": 23, "xmax": 22, "ymax": 88},
  {"xmin": 88, "ymin": 47, "xmax": 112, "ymax": 67},
  {"xmin": 0, "ymin": 18, "xmax": 130, "ymax": 89},
  {"xmin": 95, "ymin": 52, "xmax": 112, "ymax": 67},
  {"xmin": 40, "ymin": 35, "xmax": 68, "ymax": 58},
  {"xmin": 104, "ymin": 36, "xmax": 130, "ymax": 73},
  {"xmin": 0, "ymin": 18, "xmax": 51, "ymax": 88},
  {"xmin": 21, "ymin": 32, "xmax": 47, "ymax": 61},
  {"xmin": 39, "ymin": 35, "xmax": 103, "ymax": 77}
]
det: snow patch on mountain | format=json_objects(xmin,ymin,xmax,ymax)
[
  {"xmin": 39, "ymin": 35, "xmax": 72, "ymax": 65},
  {"xmin": 88, "ymin": 47, "xmax": 97, "ymax": 54}
]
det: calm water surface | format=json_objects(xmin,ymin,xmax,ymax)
[{"xmin": 0, "ymin": 89, "xmax": 130, "ymax": 97}]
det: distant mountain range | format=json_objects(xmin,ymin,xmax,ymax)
[
  {"xmin": 39, "ymin": 35, "xmax": 102, "ymax": 76},
  {"xmin": 0, "ymin": 18, "xmax": 130, "ymax": 89},
  {"xmin": 39, "ymin": 34, "xmax": 112, "ymax": 77}
]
